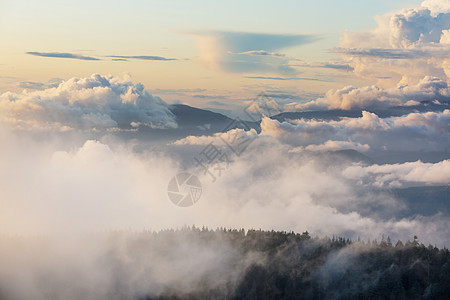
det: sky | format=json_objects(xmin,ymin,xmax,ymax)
[{"xmin": 0, "ymin": 0, "xmax": 426, "ymax": 109}]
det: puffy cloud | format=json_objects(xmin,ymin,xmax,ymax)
[
  {"xmin": 338, "ymin": 0, "xmax": 450, "ymax": 84},
  {"xmin": 260, "ymin": 111, "xmax": 389, "ymax": 138},
  {"xmin": 392, "ymin": 109, "xmax": 450, "ymax": 133},
  {"xmin": 260, "ymin": 110, "xmax": 450, "ymax": 152},
  {"xmin": 422, "ymin": 0, "xmax": 450, "ymax": 16},
  {"xmin": 0, "ymin": 74, "xmax": 177, "ymax": 131},
  {"xmin": 173, "ymin": 128, "xmax": 257, "ymax": 146},
  {"xmin": 289, "ymin": 76, "xmax": 449, "ymax": 110},
  {"xmin": 343, "ymin": 159, "xmax": 450, "ymax": 188}
]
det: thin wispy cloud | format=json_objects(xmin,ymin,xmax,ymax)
[
  {"xmin": 26, "ymin": 52, "xmax": 100, "ymax": 61},
  {"xmin": 294, "ymin": 61, "xmax": 354, "ymax": 71},
  {"xmin": 332, "ymin": 48, "xmax": 447, "ymax": 59},
  {"xmin": 238, "ymin": 50, "xmax": 287, "ymax": 57},
  {"xmin": 207, "ymin": 100, "xmax": 229, "ymax": 106},
  {"xmin": 192, "ymin": 94, "xmax": 227, "ymax": 100},
  {"xmin": 17, "ymin": 81, "xmax": 46, "ymax": 90},
  {"xmin": 151, "ymin": 88, "xmax": 207, "ymax": 94},
  {"xmin": 241, "ymin": 51, "xmax": 355, "ymax": 73},
  {"xmin": 107, "ymin": 55, "xmax": 177, "ymax": 61},
  {"xmin": 17, "ymin": 79, "xmax": 62, "ymax": 90},
  {"xmin": 25, "ymin": 52, "xmax": 177, "ymax": 62},
  {"xmin": 245, "ymin": 76, "xmax": 329, "ymax": 81}
]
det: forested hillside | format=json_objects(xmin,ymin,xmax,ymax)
[{"xmin": 131, "ymin": 227, "xmax": 450, "ymax": 300}]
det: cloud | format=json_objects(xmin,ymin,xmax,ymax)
[
  {"xmin": 150, "ymin": 88, "xmax": 207, "ymax": 95},
  {"xmin": 0, "ymin": 74, "xmax": 177, "ymax": 131},
  {"xmin": 0, "ymin": 227, "xmax": 264, "ymax": 300},
  {"xmin": 0, "ymin": 129, "xmax": 448, "ymax": 247},
  {"xmin": 245, "ymin": 76, "xmax": 327, "ymax": 81},
  {"xmin": 184, "ymin": 30, "xmax": 318, "ymax": 74},
  {"xmin": 173, "ymin": 128, "xmax": 257, "ymax": 146},
  {"xmin": 391, "ymin": 108, "xmax": 450, "ymax": 133},
  {"xmin": 17, "ymin": 78, "xmax": 64, "ymax": 90},
  {"xmin": 206, "ymin": 100, "xmax": 230, "ymax": 106},
  {"xmin": 26, "ymin": 52, "xmax": 177, "ymax": 62},
  {"xmin": 333, "ymin": 47, "xmax": 449, "ymax": 59},
  {"xmin": 26, "ymin": 52, "xmax": 100, "ymax": 61},
  {"xmin": 343, "ymin": 159, "xmax": 450, "ymax": 188},
  {"xmin": 238, "ymin": 50, "xmax": 287, "ymax": 57},
  {"xmin": 192, "ymin": 94, "xmax": 227, "ymax": 100},
  {"xmin": 289, "ymin": 76, "xmax": 449, "ymax": 110},
  {"xmin": 260, "ymin": 109, "xmax": 450, "ymax": 153},
  {"xmin": 108, "ymin": 55, "xmax": 176, "ymax": 61},
  {"xmin": 191, "ymin": 31, "xmax": 317, "ymax": 53},
  {"xmin": 240, "ymin": 51, "xmax": 355, "ymax": 73},
  {"xmin": 0, "ymin": 230, "xmax": 259, "ymax": 300},
  {"xmin": 17, "ymin": 81, "xmax": 46, "ymax": 90},
  {"xmin": 294, "ymin": 60, "xmax": 354, "ymax": 71},
  {"xmin": 422, "ymin": 0, "xmax": 450, "ymax": 16},
  {"xmin": 337, "ymin": 1, "xmax": 450, "ymax": 84}
]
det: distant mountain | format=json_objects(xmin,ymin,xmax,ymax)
[
  {"xmin": 114, "ymin": 104, "xmax": 259, "ymax": 143},
  {"xmin": 328, "ymin": 149, "xmax": 375, "ymax": 164},
  {"xmin": 169, "ymin": 104, "xmax": 259, "ymax": 134},
  {"xmin": 167, "ymin": 102, "xmax": 450, "ymax": 136},
  {"xmin": 115, "ymin": 103, "xmax": 449, "ymax": 147},
  {"xmin": 170, "ymin": 104, "xmax": 232, "ymax": 130},
  {"xmin": 290, "ymin": 149, "xmax": 375, "ymax": 166},
  {"xmin": 391, "ymin": 185, "xmax": 450, "ymax": 218}
]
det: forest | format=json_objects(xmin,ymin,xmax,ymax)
[
  {"xmin": 1, "ymin": 227, "xmax": 449, "ymax": 300},
  {"xmin": 127, "ymin": 227, "xmax": 450, "ymax": 300}
]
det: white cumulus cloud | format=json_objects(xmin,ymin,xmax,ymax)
[
  {"xmin": 260, "ymin": 110, "xmax": 450, "ymax": 152},
  {"xmin": 0, "ymin": 74, "xmax": 177, "ymax": 131},
  {"xmin": 343, "ymin": 159, "xmax": 450, "ymax": 188},
  {"xmin": 288, "ymin": 76, "xmax": 449, "ymax": 111},
  {"xmin": 338, "ymin": 0, "xmax": 450, "ymax": 85}
]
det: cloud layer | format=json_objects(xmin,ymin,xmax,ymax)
[{"xmin": 1, "ymin": 129, "xmax": 448, "ymax": 245}]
